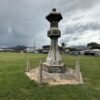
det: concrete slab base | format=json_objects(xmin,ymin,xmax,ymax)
[{"xmin": 25, "ymin": 67, "xmax": 83, "ymax": 85}]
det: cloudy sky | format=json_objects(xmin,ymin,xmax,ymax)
[{"xmin": 0, "ymin": 0, "xmax": 100, "ymax": 48}]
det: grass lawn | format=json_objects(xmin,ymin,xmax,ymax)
[{"xmin": 0, "ymin": 52, "xmax": 100, "ymax": 100}]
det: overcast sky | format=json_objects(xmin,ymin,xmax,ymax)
[{"xmin": 0, "ymin": 0, "xmax": 100, "ymax": 48}]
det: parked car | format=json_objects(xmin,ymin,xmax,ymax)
[{"xmin": 69, "ymin": 51, "xmax": 80, "ymax": 55}]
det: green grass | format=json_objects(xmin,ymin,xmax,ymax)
[{"xmin": 0, "ymin": 52, "xmax": 100, "ymax": 100}]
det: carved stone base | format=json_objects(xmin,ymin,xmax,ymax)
[{"xmin": 42, "ymin": 62, "xmax": 66, "ymax": 73}]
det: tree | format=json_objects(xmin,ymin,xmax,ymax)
[
  {"xmin": 61, "ymin": 42, "xmax": 66, "ymax": 53},
  {"xmin": 87, "ymin": 42, "xmax": 100, "ymax": 49}
]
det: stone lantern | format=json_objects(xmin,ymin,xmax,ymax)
[
  {"xmin": 42, "ymin": 8, "xmax": 66, "ymax": 73},
  {"xmin": 25, "ymin": 8, "xmax": 83, "ymax": 85}
]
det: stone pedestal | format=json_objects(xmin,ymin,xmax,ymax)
[{"xmin": 42, "ymin": 63, "xmax": 66, "ymax": 73}]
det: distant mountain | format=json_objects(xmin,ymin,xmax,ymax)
[{"xmin": 0, "ymin": 45, "xmax": 27, "ymax": 50}]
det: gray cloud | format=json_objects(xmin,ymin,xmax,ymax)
[
  {"xmin": 0, "ymin": 0, "xmax": 100, "ymax": 47},
  {"xmin": 64, "ymin": 23, "xmax": 100, "ymax": 35},
  {"xmin": 61, "ymin": 22, "xmax": 100, "ymax": 45}
]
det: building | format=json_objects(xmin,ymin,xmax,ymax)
[{"xmin": 42, "ymin": 45, "xmax": 50, "ymax": 53}]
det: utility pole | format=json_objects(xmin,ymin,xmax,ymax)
[{"xmin": 33, "ymin": 41, "xmax": 36, "ymax": 52}]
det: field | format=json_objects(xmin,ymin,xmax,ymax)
[{"xmin": 0, "ymin": 52, "xmax": 100, "ymax": 100}]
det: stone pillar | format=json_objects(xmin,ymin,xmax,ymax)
[
  {"xmin": 75, "ymin": 60, "xmax": 81, "ymax": 81},
  {"xmin": 38, "ymin": 61, "xmax": 42, "ymax": 85},
  {"xmin": 42, "ymin": 8, "xmax": 66, "ymax": 73},
  {"xmin": 26, "ymin": 58, "xmax": 30, "ymax": 72},
  {"xmin": 46, "ymin": 37, "xmax": 61, "ymax": 65}
]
